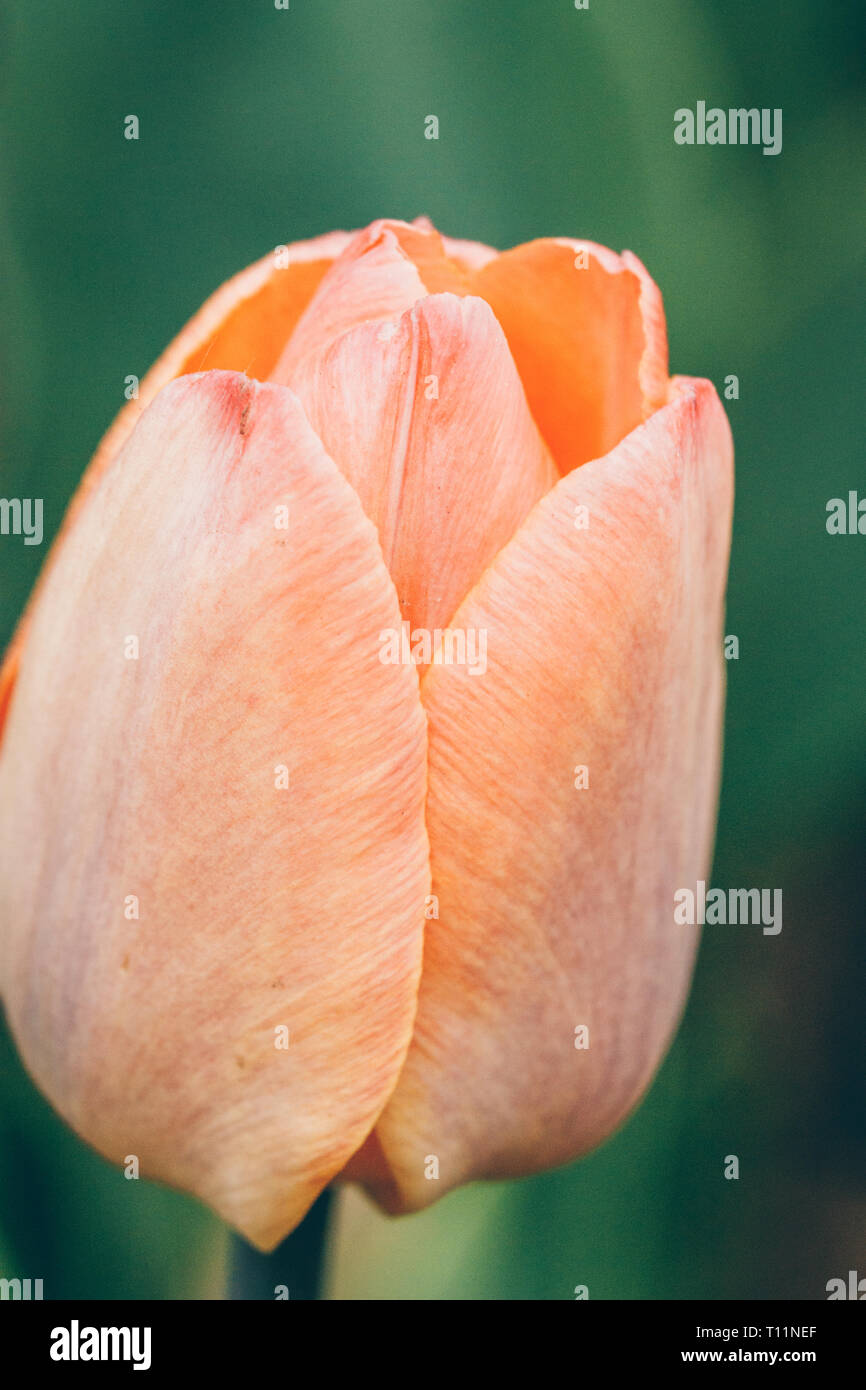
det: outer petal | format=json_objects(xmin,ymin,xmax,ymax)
[
  {"xmin": 0, "ymin": 371, "xmax": 429, "ymax": 1249},
  {"xmin": 287, "ymin": 293, "xmax": 558, "ymax": 633},
  {"xmin": 357, "ymin": 377, "xmax": 733, "ymax": 1212},
  {"xmin": 472, "ymin": 239, "xmax": 668, "ymax": 475},
  {"xmin": 0, "ymin": 230, "xmax": 352, "ymax": 730}
]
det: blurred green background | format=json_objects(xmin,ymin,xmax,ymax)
[{"xmin": 1, "ymin": 0, "xmax": 864, "ymax": 1299}]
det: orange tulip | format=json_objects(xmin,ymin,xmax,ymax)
[{"xmin": 0, "ymin": 218, "xmax": 733, "ymax": 1250}]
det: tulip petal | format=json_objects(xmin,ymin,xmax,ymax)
[
  {"xmin": 411, "ymin": 214, "xmax": 498, "ymax": 273},
  {"xmin": 286, "ymin": 292, "xmax": 558, "ymax": 633},
  {"xmin": 269, "ymin": 219, "xmax": 473, "ymax": 380},
  {"xmin": 0, "ymin": 650, "xmax": 17, "ymax": 747},
  {"xmin": 0, "ymin": 370, "xmax": 429, "ymax": 1249},
  {"xmin": 384, "ymin": 219, "xmax": 476, "ymax": 295},
  {"xmin": 0, "ymin": 231, "xmax": 352, "ymax": 731},
  {"xmin": 359, "ymin": 378, "xmax": 733, "ymax": 1212},
  {"xmin": 269, "ymin": 223, "xmax": 426, "ymax": 378},
  {"xmin": 440, "ymin": 233, "xmax": 498, "ymax": 274},
  {"xmin": 472, "ymin": 239, "xmax": 669, "ymax": 475}
]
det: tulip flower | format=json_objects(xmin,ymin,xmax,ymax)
[{"xmin": 0, "ymin": 218, "xmax": 733, "ymax": 1251}]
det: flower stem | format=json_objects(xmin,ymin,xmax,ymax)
[{"xmin": 227, "ymin": 1188, "xmax": 334, "ymax": 1300}]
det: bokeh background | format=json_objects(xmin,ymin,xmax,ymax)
[{"xmin": 1, "ymin": 0, "xmax": 864, "ymax": 1299}]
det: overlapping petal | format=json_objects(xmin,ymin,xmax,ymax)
[
  {"xmin": 269, "ymin": 218, "xmax": 473, "ymax": 381},
  {"xmin": 360, "ymin": 377, "xmax": 733, "ymax": 1211},
  {"xmin": 0, "ymin": 370, "xmax": 430, "ymax": 1249},
  {"xmin": 472, "ymin": 238, "xmax": 669, "ymax": 475},
  {"xmin": 287, "ymin": 292, "xmax": 558, "ymax": 633},
  {"xmin": 0, "ymin": 230, "xmax": 352, "ymax": 726}
]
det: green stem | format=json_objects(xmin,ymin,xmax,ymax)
[{"xmin": 228, "ymin": 1188, "xmax": 334, "ymax": 1300}]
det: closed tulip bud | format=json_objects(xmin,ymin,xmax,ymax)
[{"xmin": 0, "ymin": 218, "xmax": 733, "ymax": 1250}]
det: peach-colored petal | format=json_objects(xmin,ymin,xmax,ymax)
[
  {"xmin": 440, "ymin": 233, "xmax": 498, "ymax": 273},
  {"xmin": 0, "ymin": 230, "xmax": 352, "ymax": 730},
  {"xmin": 472, "ymin": 238, "xmax": 669, "ymax": 475},
  {"xmin": 0, "ymin": 650, "xmax": 17, "ymax": 747},
  {"xmin": 382, "ymin": 219, "xmax": 475, "ymax": 295},
  {"xmin": 286, "ymin": 292, "xmax": 558, "ymax": 633},
  {"xmin": 411, "ymin": 215, "xmax": 498, "ymax": 273},
  {"xmin": 269, "ymin": 218, "xmax": 476, "ymax": 381},
  {"xmin": 0, "ymin": 371, "xmax": 429, "ymax": 1249},
  {"xmin": 357, "ymin": 377, "xmax": 733, "ymax": 1212}
]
